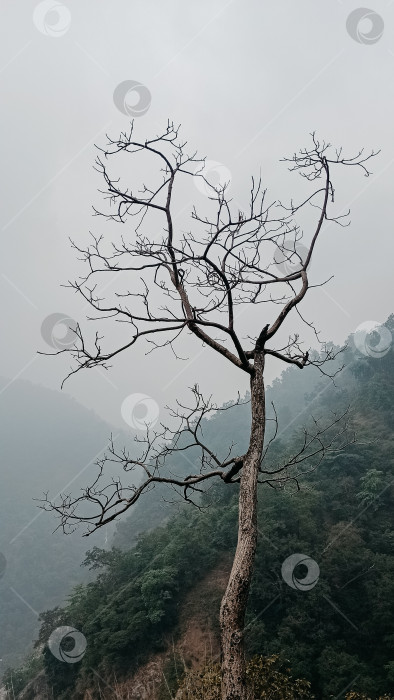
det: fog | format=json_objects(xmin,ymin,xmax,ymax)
[{"xmin": 1, "ymin": 0, "xmax": 393, "ymax": 430}]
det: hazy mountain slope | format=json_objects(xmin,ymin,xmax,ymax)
[
  {"xmin": 4, "ymin": 315, "xmax": 394, "ymax": 698},
  {"xmin": 113, "ymin": 352, "xmax": 336, "ymax": 550},
  {"xmin": 0, "ymin": 378, "xmax": 123, "ymax": 670}
]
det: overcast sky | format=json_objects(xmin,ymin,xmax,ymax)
[{"xmin": 1, "ymin": 0, "xmax": 393, "ymax": 430}]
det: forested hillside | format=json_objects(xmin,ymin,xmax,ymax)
[{"xmin": 3, "ymin": 316, "xmax": 394, "ymax": 699}]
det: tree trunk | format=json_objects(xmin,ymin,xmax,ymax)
[{"xmin": 219, "ymin": 352, "xmax": 266, "ymax": 700}]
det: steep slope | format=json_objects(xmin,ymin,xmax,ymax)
[{"xmin": 5, "ymin": 315, "xmax": 394, "ymax": 699}]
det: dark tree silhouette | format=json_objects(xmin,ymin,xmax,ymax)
[{"xmin": 41, "ymin": 123, "xmax": 376, "ymax": 700}]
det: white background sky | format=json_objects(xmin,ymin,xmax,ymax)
[{"xmin": 1, "ymin": 0, "xmax": 393, "ymax": 429}]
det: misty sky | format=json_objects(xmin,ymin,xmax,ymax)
[{"xmin": 1, "ymin": 0, "xmax": 393, "ymax": 430}]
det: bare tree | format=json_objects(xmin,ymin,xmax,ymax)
[{"xmin": 41, "ymin": 123, "xmax": 376, "ymax": 700}]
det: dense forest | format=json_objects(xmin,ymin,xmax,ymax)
[{"xmin": 2, "ymin": 316, "xmax": 394, "ymax": 699}]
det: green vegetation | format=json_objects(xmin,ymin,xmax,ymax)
[{"xmin": 4, "ymin": 316, "xmax": 394, "ymax": 699}]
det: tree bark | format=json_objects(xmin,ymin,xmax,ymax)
[{"xmin": 219, "ymin": 351, "xmax": 266, "ymax": 700}]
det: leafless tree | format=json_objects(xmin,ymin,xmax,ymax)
[{"xmin": 41, "ymin": 122, "xmax": 376, "ymax": 700}]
